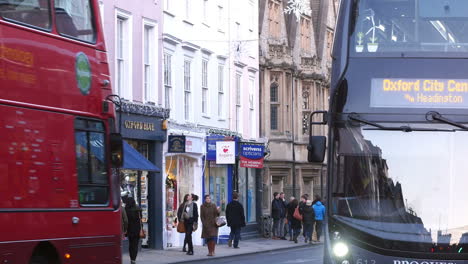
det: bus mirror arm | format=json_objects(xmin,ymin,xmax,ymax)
[
  {"xmin": 110, "ymin": 133, "xmax": 124, "ymax": 168},
  {"xmin": 308, "ymin": 111, "xmax": 328, "ymax": 163}
]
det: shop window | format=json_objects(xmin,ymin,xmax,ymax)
[
  {"xmin": 74, "ymin": 119, "xmax": 108, "ymax": 205},
  {"xmin": 205, "ymin": 163, "xmax": 228, "ymax": 215},
  {"xmin": 238, "ymin": 167, "xmax": 257, "ymax": 223},
  {"xmin": 165, "ymin": 156, "xmax": 197, "ymax": 225}
]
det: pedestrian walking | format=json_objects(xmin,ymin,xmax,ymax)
[
  {"xmin": 121, "ymin": 202, "xmax": 128, "ymax": 239},
  {"xmin": 271, "ymin": 192, "xmax": 283, "ymax": 239},
  {"xmin": 302, "ymin": 200, "xmax": 315, "ymax": 244},
  {"xmin": 278, "ymin": 192, "xmax": 287, "ymax": 240},
  {"xmin": 299, "ymin": 194, "xmax": 308, "ymax": 239},
  {"xmin": 287, "ymin": 196, "xmax": 295, "ymax": 241},
  {"xmin": 312, "ymin": 195, "xmax": 321, "ymax": 206},
  {"xmin": 313, "ymin": 200, "xmax": 326, "ymax": 242},
  {"xmin": 286, "ymin": 198, "xmax": 302, "ymax": 243},
  {"xmin": 124, "ymin": 197, "xmax": 142, "ymax": 264},
  {"xmin": 177, "ymin": 194, "xmax": 199, "ymax": 255},
  {"xmin": 226, "ymin": 191, "xmax": 246, "ymax": 248},
  {"xmin": 201, "ymin": 195, "xmax": 220, "ymax": 256}
]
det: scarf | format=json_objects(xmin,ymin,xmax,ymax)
[{"xmin": 185, "ymin": 201, "xmax": 194, "ymax": 219}]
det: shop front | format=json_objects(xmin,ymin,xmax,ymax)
[
  {"xmin": 163, "ymin": 133, "xmax": 205, "ymax": 248},
  {"xmin": 236, "ymin": 143, "xmax": 265, "ymax": 237},
  {"xmin": 204, "ymin": 135, "xmax": 236, "ymax": 216},
  {"xmin": 118, "ymin": 111, "xmax": 167, "ymax": 250}
]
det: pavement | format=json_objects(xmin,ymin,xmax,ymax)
[{"xmin": 122, "ymin": 237, "xmax": 323, "ymax": 264}]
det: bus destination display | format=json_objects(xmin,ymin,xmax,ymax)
[{"xmin": 371, "ymin": 78, "xmax": 468, "ymax": 109}]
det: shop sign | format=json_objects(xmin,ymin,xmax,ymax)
[
  {"xmin": 124, "ymin": 121, "xmax": 155, "ymax": 131},
  {"xmin": 186, "ymin": 136, "xmax": 204, "ymax": 154},
  {"xmin": 216, "ymin": 141, "xmax": 236, "ymax": 164},
  {"xmin": 206, "ymin": 135, "xmax": 236, "ymax": 161},
  {"xmin": 168, "ymin": 135, "xmax": 186, "ymax": 153},
  {"xmin": 240, "ymin": 143, "xmax": 265, "ymax": 168},
  {"xmin": 119, "ymin": 114, "xmax": 166, "ymax": 141}
]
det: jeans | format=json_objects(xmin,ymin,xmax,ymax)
[
  {"xmin": 303, "ymin": 223, "xmax": 313, "ymax": 241},
  {"xmin": 273, "ymin": 218, "xmax": 281, "ymax": 237},
  {"xmin": 128, "ymin": 235, "xmax": 140, "ymax": 261},
  {"xmin": 184, "ymin": 222, "xmax": 194, "ymax": 252},
  {"xmin": 229, "ymin": 227, "xmax": 242, "ymax": 247},
  {"xmin": 287, "ymin": 221, "xmax": 293, "ymax": 238},
  {"xmin": 315, "ymin": 220, "xmax": 323, "ymax": 241},
  {"xmin": 279, "ymin": 217, "xmax": 286, "ymax": 237}
]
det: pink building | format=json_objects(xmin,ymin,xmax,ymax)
[{"xmin": 100, "ymin": 0, "xmax": 168, "ymax": 250}]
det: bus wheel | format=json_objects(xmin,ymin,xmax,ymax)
[{"xmin": 29, "ymin": 242, "xmax": 60, "ymax": 264}]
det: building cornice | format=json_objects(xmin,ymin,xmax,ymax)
[{"xmin": 162, "ymin": 33, "xmax": 181, "ymax": 45}]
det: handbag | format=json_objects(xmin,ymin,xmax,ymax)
[
  {"xmin": 293, "ymin": 206, "xmax": 303, "ymax": 221},
  {"xmin": 139, "ymin": 212, "xmax": 146, "ymax": 238},
  {"xmin": 139, "ymin": 228, "xmax": 146, "ymax": 238},
  {"xmin": 177, "ymin": 221, "xmax": 186, "ymax": 233},
  {"xmin": 216, "ymin": 217, "xmax": 226, "ymax": 227}
]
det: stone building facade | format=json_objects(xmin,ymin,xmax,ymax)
[{"xmin": 259, "ymin": 0, "xmax": 338, "ymax": 213}]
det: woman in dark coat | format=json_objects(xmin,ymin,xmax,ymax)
[
  {"xmin": 125, "ymin": 197, "xmax": 142, "ymax": 264},
  {"xmin": 177, "ymin": 193, "xmax": 198, "ymax": 255},
  {"xmin": 286, "ymin": 199, "xmax": 302, "ymax": 243},
  {"xmin": 302, "ymin": 200, "xmax": 315, "ymax": 243},
  {"xmin": 200, "ymin": 195, "xmax": 220, "ymax": 256}
]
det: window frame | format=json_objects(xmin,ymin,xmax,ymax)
[
  {"xmin": 74, "ymin": 118, "xmax": 109, "ymax": 207},
  {"xmin": 164, "ymin": 52, "xmax": 173, "ymax": 110},
  {"xmin": 54, "ymin": 0, "xmax": 97, "ymax": 44},
  {"xmin": 184, "ymin": 59, "xmax": 192, "ymax": 121},
  {"xmin": 202, "ymin": 59, "xmax": 209, "ymax": 115},
  {"xmin": 0, "ymin": 0, "xmax": 52, "ymax": 32},
  {"xmin": 270, "ymin": 82, "xmax": 280, "ymax": 131},
  {"xmin": 142, "ymin": 19, "xmax": 158, "ymax": 103},
  {"xmin": 235, "ymin": 72, "xmax": 242, "ymax": 132},
  {"xmin": 115, "ymin": 9, "xmax": 133, "ymax": 101},
  {"xmin": 218, "ymin": 63, "xmax": 225, "ymax": 118}
]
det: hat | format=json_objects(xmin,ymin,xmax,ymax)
[{"xmin": 306, "ymin": 200, "xmax": 312, "ymax": 206}]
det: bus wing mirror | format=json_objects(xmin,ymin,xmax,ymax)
[
  {"xmin": 308, "ymin": 136, "xmax": 326, "ymax": 162},
  {"xmin": 308, "ymin": 111, "xmax": 328, "ymax": 162},
  {"xmin": 110, "ymin": 133, "xmax": 123, "ymax": 167},
  {"xmin": 310, "ymin": 111, "xmax": 328, "ymax": 125}
]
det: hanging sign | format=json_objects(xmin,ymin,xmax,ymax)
[
  {"xmin": 240, "ymin": 143, "xmax": 265, "ymax": 168},
  {"xmin": 168, "ymin": 135, "xmax": 186, "ymax": 153},
  {"xmin": 216, "ymin": 141, "xmax": 236, "ymax": 164}
]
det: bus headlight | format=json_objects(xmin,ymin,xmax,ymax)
[{"xmin": 333, "ymin": 242, "xmax": 349, "ymax": 257}]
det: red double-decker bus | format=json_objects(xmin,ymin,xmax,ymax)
[{"xmin": 0, "ymin": 1, "xmax": 123, "ymax": 263}]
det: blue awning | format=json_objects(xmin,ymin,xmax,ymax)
[{"xmin": 122, "ymin": 141, "xmax": 160, "ymax": 172}]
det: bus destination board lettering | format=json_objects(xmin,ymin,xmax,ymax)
[{"xmin": 371, "ymin": 78, "xmax": 468, "ymax": 109}]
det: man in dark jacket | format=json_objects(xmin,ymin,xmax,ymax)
[
  {"xmin": 271, "ymin": 192, "xmax": 282, "ymax": 239},
  {"xmin": 279, "ymin": 192, "xmax": 287, "ymax": 240},
  {"xmin": 226, "ymin": 192, "xmax": 246, "ymax": 248}
]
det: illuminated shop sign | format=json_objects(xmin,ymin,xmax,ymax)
[{"xmin": 370, "ymin": 78, "xmax": 468, "ymax": 108}]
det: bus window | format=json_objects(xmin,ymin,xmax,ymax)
[
  {"xmin": 0, "ymin": 0, "xmax": 51, "ymax": 30},
  {"xmin": 351, "ymin": 0, "xmax": 468, "ymax": 56},
  {"xmin": 74, "ymin": 119, "xmax": 109, "ymax": 206},
  {"xmin": 54, "ymin": 0, "xmax": 95, "ymax": 43}
]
